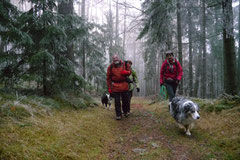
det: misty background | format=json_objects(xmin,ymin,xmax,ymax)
[{"xmin": 1, "ymin": 0, "xmax": 240, "ymax": 98}]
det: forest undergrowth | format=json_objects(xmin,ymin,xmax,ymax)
[{"xmin": 0, "ymin": 94, "xmax": 240, "ymax": 160}]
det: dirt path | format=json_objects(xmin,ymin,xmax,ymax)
[
  {"xmin": 1, "ymin": 97, "xmax": 238, "ymax": 159},
  {"xmin": 107, "ymin": 98, "xmax": 201, "ymax": 160}
]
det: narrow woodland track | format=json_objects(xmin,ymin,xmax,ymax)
[
  {"xmin": 106, "ymin": 98, "xmax": 201, "ymax": 160},
  {"xmin": 1, "ymin": 97, "xmax": 239, "ymax": 160}
]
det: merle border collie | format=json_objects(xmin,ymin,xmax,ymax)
[
  {"xmin": 169, "ymin": 97, "xmax": 200, "ymax": 136},
  {"xmin": 101, "ymin": 93, "xmax": 112, "ymax": 110}
]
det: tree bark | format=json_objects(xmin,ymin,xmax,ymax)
[
  {"xmin": 115, "ymin": 0, "xmax": 119, "ymax": 47},
  {"xmin": 81, "ymin": 0, "xmax": 86, "ymax": 79},
  {"xmin": 201, "ymin": 0, "xmax": 207, "ymax": 98},
  {"xmin": 222, "ymin": 0, "xmax": 237, "ymax": 95},
  {"xmin": 43, "ymin": 59, "xmax": 48, "ymax": 95},
  {"xmin": 176, "ymin": 0, "xmax": 183, "ymax": 95},
  {"xmin": 187, "ymin": 5, "xmax": 193, "ymax": 97},
  {"xmin": 123, "ymin": 0, "xmax": 127, "ymax": 59},
  {"xmin": 108, "ymin": 0, "xmax": 114, "ymax": 63},
  {"xmin": 58, "ymin": 0, "xmax": 73, "ymax": 15},
  {"xmin": 194, "ymin": 47, "xmax": 202, "ymax": 97},
  {"xmin": 58, "ymin": 0, "xmax": 74, "ymax": 62},
  {"xmin": 238, "ymin": 0, "xmax": 240, "ymax": 92}
]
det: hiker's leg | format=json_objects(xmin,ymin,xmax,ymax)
[
  {"xmin": 128, "ymin": 91, "xmax": 133, "ymax": 113},
  {"xmin": 121, "ymin": 91, "xmax": 129, "ymax": 114},
  {"xmin": 165, "ymin": 83, "xmax": 174, "ymax": 102},
  {"xmin": 173, "ymin": 83, "xmax": 178, "ymax": 96},
  {"xmin": 114, "ymin": 92, "xmax": 122, "ymax": 117}
]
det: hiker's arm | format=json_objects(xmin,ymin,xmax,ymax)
[
  {"xmin": 132, "ymin": 70, "xmax": 139, "ymax": 88},
  {"xmin": 160, "ymin": 63, "xmax": 165, "ymax": 85},
  {"xmin": 106, "ymin": 65, "xmax": 112, "ymax": 90},
  {"xmin": 176, "ymin": 61, "xmax": 183, "ymax": 81}
]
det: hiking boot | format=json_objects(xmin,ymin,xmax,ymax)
[
  {"xmin": 124, "ymin": 112, "xmax": 130, "ymax": 117},
  {"xmin": 116, "ymin": 116, "xmax": 121, "ymax": 120}
]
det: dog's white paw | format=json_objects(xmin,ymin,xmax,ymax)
[{"xmin": 186, "ymin": 131, "xmax": 191, "ymax": 136}]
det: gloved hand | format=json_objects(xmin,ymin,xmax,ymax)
[
  {"xmin": 176, "ymin": 80, "xmax": 180, "ymax": 84},
  {"xmin": 126, "ymin": 77, "xmax": 133, "ymax": 83},
  {"xmin": 121, "ymin": 70, "xmax": 131, "ymax": 76},
  {"xmin": 108, "ymin": 88, "xmax": 112, "ymax": 94},
  {"xmin": 136, "ymin": 87, "xmax": 140, "ymax": 92}
]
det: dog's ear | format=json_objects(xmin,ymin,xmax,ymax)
[
  {"xmin": 196, "ymin": 103, "xmax": 200, "ymax": 111},
  {"xmin": 183, "ymin": 104, "xmax": 192, "ymax": 113}
]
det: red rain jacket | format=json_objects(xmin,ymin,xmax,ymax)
[
  {"xmin": 160, "ymin": 59, "xmax": 183, "ymax": 85},
  {"xmin": 107, "ymin": 61, "xmax": 131, "ymax": 92}
]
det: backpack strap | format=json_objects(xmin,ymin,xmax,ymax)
[
  {"xmin": 174, "ymin": 61, "xmax": 178, "ymax": 72},
  {"xmin": 164, "ymin": 60, "xmax": 178, "ymax": 72},
  {"xmin": 110, "ymin": 61, "xmax": 126, "ymax": 74}
]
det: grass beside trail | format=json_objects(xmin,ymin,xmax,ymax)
[
  {"xmin": 143, "ymin": 98, "xmax": 240, "ymax": 160},
  {"xmin": 0, "ymin": 107, "xmax": 118, "ymax": 160},
  {"xmin": 1, "ymin": 96, "xmax": 240, "ymax": 160}
]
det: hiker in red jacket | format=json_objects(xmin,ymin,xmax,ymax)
[
  {"xmin": 160, "ymin": 50, "xmax": 183, "ymax": 102},
  {"xmin": 107, "ymin": 54, "xmax": 131, "ymax": 120}
]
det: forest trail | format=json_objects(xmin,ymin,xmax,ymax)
[
  {"xmin": 1, "ymin": 97, "xmax": 239, "ymax": 159},
  {"xmin": 105, "ymin": 98, "xmax": 201, "ymax": 160}
]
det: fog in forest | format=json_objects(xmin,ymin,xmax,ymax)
[{"xmin": 1, "ymin": 0, "xmax": 240, "ymax": 97}]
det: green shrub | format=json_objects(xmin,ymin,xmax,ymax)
[{"xmin": 1, "ymin": 105, "xmax": 31, "ymax": 119}]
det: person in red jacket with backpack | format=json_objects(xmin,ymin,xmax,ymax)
[
  {"xmin": 107, "ymin": 54, "xmax": 131, "ymax": 120},
  {"xmin": 160, "ymin": 50, "xmax": 183, "ymax": 102}
]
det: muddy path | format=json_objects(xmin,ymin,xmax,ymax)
[{"xmin": 106, "ymin": 98, "xmax": 202, "ymax": 160}]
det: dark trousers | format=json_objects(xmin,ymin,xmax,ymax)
[
  {"xmin": 165, "ymin": 83, "xmax": 178, "ymax": 102},
  {"xmin": 127, "ymin": 91, "xmax": 133, "ymax": 113},
  {"xmin": 113, "ymin": 91, "xmax": 129, "ymax": 117}
]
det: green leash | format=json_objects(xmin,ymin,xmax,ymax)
[{"xmin": 159, "ymin": 85, "xmax": 168, "ymax": 100}]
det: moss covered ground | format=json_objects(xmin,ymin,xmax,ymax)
[{"xmin": 0, "ymin": 96, "xmax": 240, "ymax": 160}]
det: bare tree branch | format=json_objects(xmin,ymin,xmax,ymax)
[{"xmin": 112, "ymin": 0, "xmax": 144, "ymax": 13}]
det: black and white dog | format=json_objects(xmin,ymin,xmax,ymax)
[
  {"xmin": 169, "ymin": 97, "xmax": 200, "ymax": 136},
  {"xmin": 101, "ymin": 93, "xmax": 112, "ymax": 110}
]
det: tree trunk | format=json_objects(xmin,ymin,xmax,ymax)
[
  {"xmin": 81, "ymin": 0, "xmax": 86, "ymax": 79},
  {"xmin": 115, "ymin": 0, "xmax": 119, "ymax": 47},
  {"xmin": 201, "ymin": 0, "xmax": 207, "ymax": 98},
  {"xmin": 0, "ymin": 38, "xmax": 4, "ymax": 53},
  {"xmin": 58, "ymin": 0, "xmax": 74, "ymax": 62},
  {"xmin": 157, "ymin": 51, "xmax": 161, "ymax": 93},
  {"xmin": 43, "ymin": 59, "xmax": 48, "ymax": 96},
  {"xmin": 123, "ymin": 0, "xmax": 127, "ymax": 59},
  {"xmin": 108, "ymin": 0, "xmax": 114, "ymax": 63},
  {"xmin": 194, "ymin": 47, "xmax": 202, "ymax": 97},
  {"xmin": 238, "ymin": 0, "xmax": 240, "ymax": 92},
  {"xmin": 58, "ymin": 0, "xmax": 73, "ymax": 15},
  {"xmin": 209, "ymin": 53, "xmax": 215, "ymax": 98},
  {"xmin": 222, "ymin": 0, "xmax": 237, "ymax": 95},
  {"xmin": 216, "ymin": 59, "xmax": 219, "ymax": 95},
  {"xmin": 187, "ymin": 6, "xmax": 193, "ymax": 97},
  {"xmin": 176, "ymin": 0, "xmax": 183, "ymax": 95}
]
